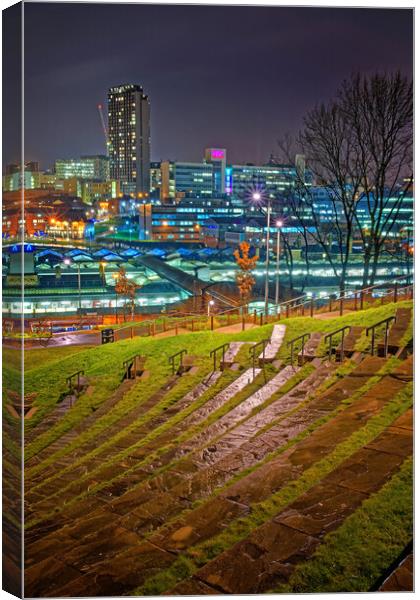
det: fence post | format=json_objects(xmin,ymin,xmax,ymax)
[
  {"xmin": 360, "ymin": 290, "xmax": 364, "ymax": 310},
  {"xmin": 393, "ymin": 281, "xmax": 398, "ymax": 303},
  {"xmin": 259, "ymin": 313, "xmax": 263, "ymax": 326},
  {"xmin": 339, "ymin": 296, "xmax": 344, "ymax": 316},
  {"xmin": 211, "ymin": 315, "xmax": 214, "ymax": 331},
  {"xmin": 310, "ymin": 298, "xmax": 314, "ymax": 317},
  {"xmin": 253, "ymin": 309, "xmax": 257, "ymax": 324},
  {"xmin": 286, "ymin": 304, "xmax": 290, "ymax": 319},
  {"xmin": 301, "ymin": 303, "xmax": 305, "ymax": 316},
  {"xmin": 175, "ymin": 323, "xmax": 178, "ymax": 335},
  {"xmin": 354, "ymin": 292, "xmax": 358, "ymax": 311},
  {"xmin": 130, "ymin": 327, "xmax": 133, "ymax": 339},
  {"xmin": 329, "ymin": 295, "xmax": 333, "ymax": 313},
  {"xmin": 242, "ymin": 316, "xmax": 245, "ymax": 331}
]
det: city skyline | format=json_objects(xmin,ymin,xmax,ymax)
[{"xmin": 5, "ymin": 3, "xmax": 413, "ymax": 169}]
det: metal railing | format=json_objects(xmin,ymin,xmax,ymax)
[
  {"xmin": 122, "ymin": 355, "xmax": 146, "ymax": 380},
  {"xmin": 66, "ymin": 370, "xmax": 85, "ymax": 395},
  {"xmin": 366, "ymin": 316, "xmax": 396, "ymax": 356},
  {"xmin": 20, "ymin": 275, "xmax": 411, "ymax": 348},
  {"xmin": 168, "ymin": 349, "xmax": 187, "ymax": 375},
  {"xmin": 210, "ymin": 343, "xmax": 231, "ymax": 373},
  {"xmin": 249, "ymin": 339, "xmax": 270, "ymax": 380},
  {"xmin": 324, "ymin": 326, "xmax": 351, "ymax": 362},
  {"xmin": 287, "ymin": 333, "xmax": 311, "ymax": 366}
]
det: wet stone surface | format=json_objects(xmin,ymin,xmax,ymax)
[
  {"xmin": 379, "ymin": 553, "xmax": 414, "ymax": 592},
  {"xmin": 197, "ymin": 521, "xmax": 319, "ymax": 594},
  {"xmin": 259, "ymin": 324, "xmax": 286, "ymax": 362},
  {"xmin": 274, "ymin": 482, "xmax": 367, "ymax": 536}
]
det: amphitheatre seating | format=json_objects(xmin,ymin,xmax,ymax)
[
  {"xmin": 298, "ymin": 332, "xmax": 322, "ymax": 365},
  {"xmin": 378, "ymin": 308, "xmax": 412, "ymax": 357},
  {"xmin": 22, "ymin": 311, "xmax": 413, "ymax": 598}
]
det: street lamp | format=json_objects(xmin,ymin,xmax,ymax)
[
  {"xmin": 100, "ymin": 261, "xmax": 107, "ymax": 287},
  {"xmin": 208, "ymin": 299, "xmax": 215, "ymax": 317},
  {"xmin": 275, "ymin": 220, "xmax": 283, "ymax": 306},
  {"xmin": 112, "ymin": 272, "xmax": 118, "ymax": 323},
  {"xmin": 250, "ymin": 190, "xmax": 271, "ymax": 316},
  {"xmin": 64, "ymin": 258, "xmax": 82, "ymax": 314}
]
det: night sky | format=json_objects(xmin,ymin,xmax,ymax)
[{"xmin": 11, "ymin": 3, "xmax": 414, "ymax": 169}]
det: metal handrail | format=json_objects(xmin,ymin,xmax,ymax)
[
  {"xmin": 366, "ymin": 316, "xmax": 396, "ymax": 356},
  {"xmin": 215, "ymin": 274, "xmax": 413, "ymax": 318},
  {"xmin": 249, "ymin": 339, "xmax": 270, "ymax": 379},
  {"xmin": 66, "ymin": 370, "xmax": 85, "ymax": 393},
  {"xmin": 168, "ymin": 349, "xmax": 187, "ymax": 375},
  {"xmin": 209, "ymin": 343, "xmax": 231, "ymax": 373},
  {"xmin": 287, "ymin": 333, "xmax": 311, "ymax": 366},
  {"xmin": 324, "ymin": 326, "xmax": 351, "ymax": 362},
  {"xmin": 122, "ymin": 354, "xmax": 146, "ymax": 379}
]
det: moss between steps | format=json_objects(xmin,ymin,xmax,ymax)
[{"xmin": 133, "ymin": 383, "xmax": 412, "ymax": 595}]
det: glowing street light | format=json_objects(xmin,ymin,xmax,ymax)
[
  {"xmin": 208, "ymin": 299, "xmax": 215, "ymax": 317},
  {"xmin": 275, "ymin": 220, "xmax": 283, "ymax": 307},
  {"xmin": 250, "ymin": 189, "xmax": 271, "ymax": 316}
]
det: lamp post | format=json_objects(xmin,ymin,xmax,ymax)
[
  {"xmin": 112, "ymin": 272, "xmax": 118, "ymax": 324},
  {"xmin": 100, "ymin": 261, "xmax": 106, "ymax": 288},
  {"xmin": 275, "ymin": 220, "xmax": 283, "ymax": 307},
  {"xmin": 251, "ymin": 191, "xmax": 271, "ymax": 317},
  {"xmin": 208, "ymin": 299, "xmax": 215, "ymax": 317}
]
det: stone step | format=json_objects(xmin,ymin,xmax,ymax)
[
  {"xmin": 27, "ymin": 366, "xmax": 412, "ymax": 596},
  {"xmin": 28, "ymin": 369, "xmax": 260, "ymax": 512},
  {"xmin": 259, "ymin": 324, "xmax": 286, "ymax": 363},
  {"xmin": 221, "ymin": 342, "xmax": 248, "ymax": 368},
  {"xmin": 24, "ymin": 359, "xmax": 402, "ymax": 596},
  {"xmin": 378, "ymin": 551, "xmax": 413, "ymax": 592},
  {"xmin": 25, "ymin": 378, "xmax": 138, "ymax": 466},
  {"xmin": 183, "ymin": 412, "xmax": 413, "ymax": 595},
  {"xmin": 27, "ymin": 372, "xmax": 222, "ymax": 499},
  {"xmin": 341, "ymin": 326, "xmax": 365, "ymax": 357},
  {"xmin": 298, "ymin": 332, "xmax": 322, "ymax": 365},
  {"xmin": 26, "ymin": 375, "xmax": 181, "ymax": 490},
  {"xmin": 378, "ymin": 307, "xmax": 412, "ymax": 356}
]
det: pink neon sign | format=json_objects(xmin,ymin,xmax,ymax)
[{"xmin": 211, "ymin": 149, "xmax": 225, "ymax": 159}]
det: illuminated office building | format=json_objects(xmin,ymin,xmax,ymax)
[
  {"xmin": 161, "ymin": 160, "xmax": 213, "ymax": 200},
  {"xmin": 108, "ymin": 83, "xmax": 150, "ymax": 196},
  {"xmin": 55, "ymin": 155, "xmax": 109, "ymax": 180}
]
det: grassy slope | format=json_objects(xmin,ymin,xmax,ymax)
[{"xmin": 22, "ymin": 300, "xmax": 412, "ymax": 445}]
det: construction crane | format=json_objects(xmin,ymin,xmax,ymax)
[{"xmin": 97, "ymin": 104, "xmax": 109, "ymax": 154}]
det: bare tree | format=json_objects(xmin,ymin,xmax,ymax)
[
  {"xmin": 339, "ymin": 72, "xmax": 413, "ymax": 285},
  {"xmin": 278, "ymin": 71, "xmax": 413, "ymax": 291},
  {"xmin": 279, "ymin": 116, "xmax": 362, "ymax": 294}
]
